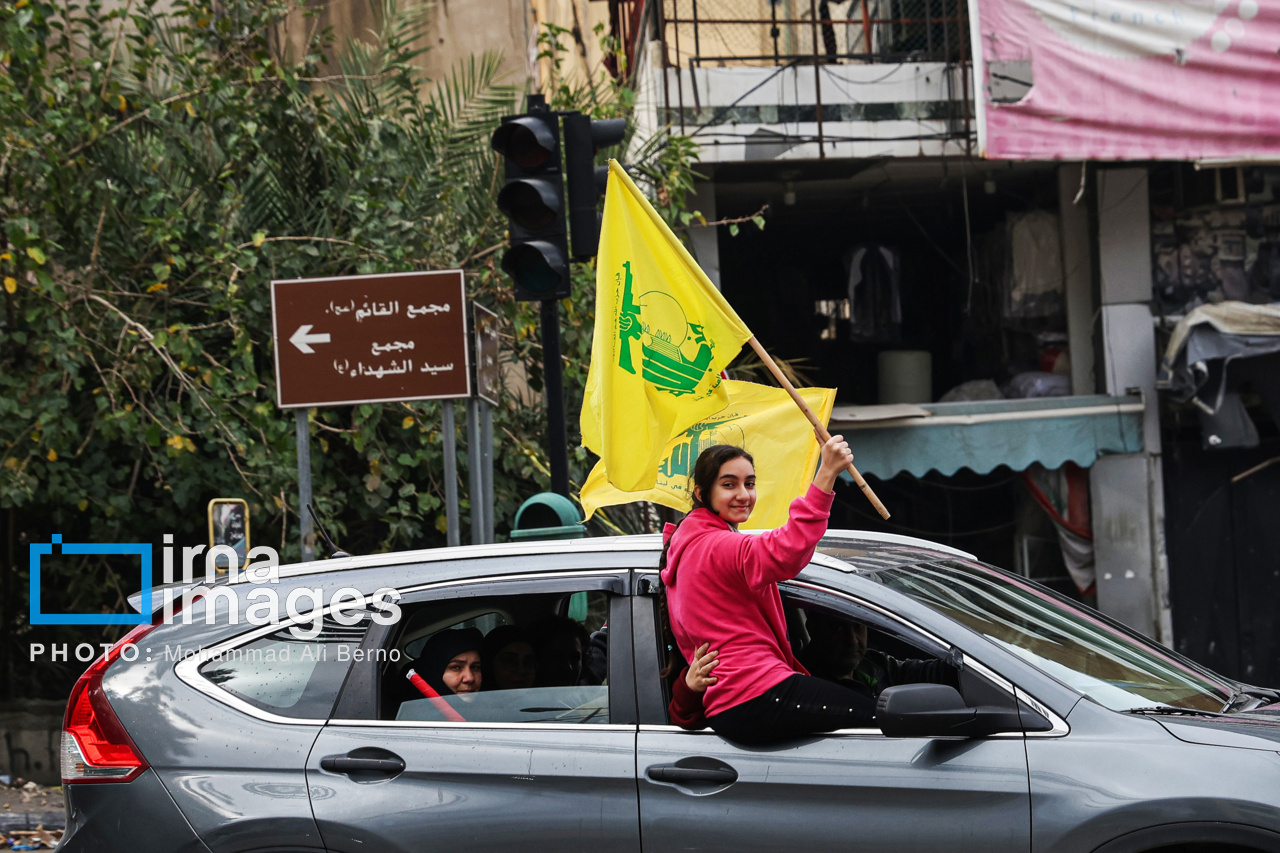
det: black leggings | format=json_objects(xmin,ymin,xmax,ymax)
[{"xmin": 706, "ymin": 674, "xmax": 877, "ymax": 745}]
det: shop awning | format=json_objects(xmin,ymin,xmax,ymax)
[{"xmin": 829, "ymin": 395, "xmax": 1145, "ymax": 479}]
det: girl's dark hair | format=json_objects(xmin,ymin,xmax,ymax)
[{"xmin": 658, "ymin": 444, "xmax": 755, "ymax": 575}]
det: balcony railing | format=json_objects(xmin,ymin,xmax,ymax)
[
  {"xmin": 646, "ymin": 0, "xmax": 974, "ymax": 157},
  {"xmin": 660, "ymin": 0, "xmax": 970, "ymax": 68}
]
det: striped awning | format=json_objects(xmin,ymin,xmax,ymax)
[{"xmin": 830, "ymin": 395, "xmax": 1145, "ymax": 480}]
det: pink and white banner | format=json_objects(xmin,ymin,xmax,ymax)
[{"xmin": 971, "ymin": 0, "xmax": 1280, "ymax": 160}]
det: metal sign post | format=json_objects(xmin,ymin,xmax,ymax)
[
  {"xmin": 474, "ymin": 305, "xmax": 500, "ymax": 545},
  {"xmin": 296, "ymin": 410, "xmax": 314, "ymax": 562},
  {"xmin": 467, "ymin": 397, "xmax": 483, "ymax": 545},
  {"xmin": 442, "ymin": 402, "xmax": 460, "ymax": 547},
  {"xmin": 481, "ymin": 404, "xmax": 494, "ymax": 544},
  {"xmin": 272, "ymin": 271, "xmax": 472, "ymax": 556}
]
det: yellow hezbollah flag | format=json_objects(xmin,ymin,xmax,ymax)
[
  {"xmin": 580, "ymin": 380, "xmax": 836, "ymax": 530},
  {"xmin": 581, "ymin": 160, "xmax": 752, "ymax": 492}
]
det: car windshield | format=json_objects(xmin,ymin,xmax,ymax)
[{"xmin": 873, "ymin": 560, "xmax": 1233, "ymax": 713}]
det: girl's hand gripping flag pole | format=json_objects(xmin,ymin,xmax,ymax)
[
  {"xmin": 745, "ymin": 339, "xmax": 890, "ymax": 519},
  {"xmin": 580, "ymin": 160, "xmax": 889, "ymax": 520}
]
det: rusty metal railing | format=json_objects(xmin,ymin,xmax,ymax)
[
  {"xmin": 650, "ymin": 0, "xmax": 973, "ymax": 155},
  {"xmin": 660, "ymin": 0, "xmax": 969, "ymax": 67},
  {"xmin": 604, "ymin": 0, "xmax": 652, "ymax": 81}
]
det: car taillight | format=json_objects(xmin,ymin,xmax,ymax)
[{"xmin": 61, "ymin": 623, "xmax": 154, "ymax": 784}]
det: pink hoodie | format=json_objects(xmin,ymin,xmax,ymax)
[{"xmin": 659, "ymin": 484, "xmax": 835, "ymax": 718}]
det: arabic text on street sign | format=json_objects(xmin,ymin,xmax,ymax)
[{"xmin": 271, "ymin": 270, "xmax": 470, "ymax": 408}]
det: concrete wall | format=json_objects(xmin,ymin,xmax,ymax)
[
  {"xmin": 1091, "ymin": 454, "xmax": 1157, "ymax": 637},
  {"xmin": 656, "ymin": 63, "xmax": 972, "ymax": 161},
  {"xmin": 0, "ymin": 701, "xmax": 63, "ymax": 786},
  {"xmin": 1093, "ymin": 167, "xmax": 1173, "ymax": 643},
  {"xmin": 530, "ymin": 0, "xmax": 614, "ymax": 90},
  {"xmin": 95, "ymin": 0, "xmax": 561, "ymax": 98},
  {"xmin": 1058, "ymin": 163, "xmax": 1096, "ymax": 396},
  {"xmin": 276, "ymin": 0, "xmax": 536, "ymax": 93}
]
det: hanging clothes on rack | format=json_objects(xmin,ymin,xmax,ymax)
[{"xmin": 845, "ymin": 244, "xmax": 902, "ymax": 343}]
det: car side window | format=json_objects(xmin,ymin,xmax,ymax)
[
  {"xmin": 790, "ymin": 604, "xmax": 960, "ymax": 708},
  {"xmin": 784, "ymin": 592, "xmax": 1018, "ymax": 718},
  {"xmin": 374, "ymin": 588, "xmax": 613, "ymax": 725},
  {"xmin": 652, "ymin": 587, "xmax": 969, "ymax": 729},
  {"xmin": 197, "ymin": 612, "xmax": 371, "ymax": 720}
]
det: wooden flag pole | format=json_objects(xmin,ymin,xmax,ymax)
[{"xmin": 747, "ymin": 337, "xmax": 891, "ymax": 520}]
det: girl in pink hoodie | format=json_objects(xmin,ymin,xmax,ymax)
[{"xmin": 660, "ymin": 436, "xmax": 878, "ymax": 744}]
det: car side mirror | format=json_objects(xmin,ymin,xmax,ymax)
[{"xmin": 876, "ymin": 683, "xmax": 1024, "ymax": 738}]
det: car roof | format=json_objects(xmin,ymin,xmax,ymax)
[
  {"xmin": 267, "ymin": 528, "xmax": 973, "ymax": 582},
  {"xmin": 127, "ymin": 530, "xmax": 975, "ymax": 613}
]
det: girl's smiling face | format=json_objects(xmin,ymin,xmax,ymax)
[{"xmin": 698, "ymin": 456, "xmax": 757, "ymax": 525}]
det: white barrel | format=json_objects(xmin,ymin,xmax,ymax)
[{"xmin": 877, "ymin": 350, "xmax": 932, "ymax": 404}]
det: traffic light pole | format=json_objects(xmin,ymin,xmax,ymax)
[
  {"xmin": 540, "ymin": 298, "xmax": 570, "ymax": 497},
  {"xmin": 492, "ymin": 99, "xmax": 623, "ymax": 499}
]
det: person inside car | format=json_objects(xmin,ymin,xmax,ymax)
[
  {"xmin": 530, "ymin": 615, "xmax": 594, "ymax": 687},
  {"xmin": 660, "ymin": 436, "xmax": 882, "ymax": 745},
  {"xmin": 415, "ymin": 627, "xmax": 484, "ymax": 699},
  {"xmin": 482, "ymin": 625, "xmax": 537, "ymax": 691},
  {"xmin": 586, "ymin": 624, "xmax": 609, "ymax": 685},
  {"xmin": 798, "ymin": 611, "xmax": 958, "ymax": 699}
]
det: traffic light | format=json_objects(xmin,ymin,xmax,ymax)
[
  {"xmin": 563, "ymin": 114, "xmax": 626, "ymax": 260},
  {"xmin": 491, "ymin": 95, "xmax": 570, "ymax": 301}
]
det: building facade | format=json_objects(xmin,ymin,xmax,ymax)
[{"xmin": 620, "ymin": 0, "xmax": 1280, "ymax": 686}]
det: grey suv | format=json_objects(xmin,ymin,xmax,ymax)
[{"xmin": 58, "ymin": 531, "xmax": 1280, "ymax": 853}]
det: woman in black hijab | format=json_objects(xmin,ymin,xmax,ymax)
[
  {"xmin": 415, "ymin": 627, "xmax": 484, "ymax": 698},
  {"xmin": 482, "ymin": 625, "xmax": 537, "ymax": 691}
]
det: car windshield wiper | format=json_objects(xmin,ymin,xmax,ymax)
[
  {"xmin": 1221, "ymin": 688, "xmax": 1247, "ymax": 714},
  {"xmin": 1220, "ymin": 687, "xmax": 1280, "ymax": 714},
  {"xmin": 1123, "ymin": 706, "xmax": 1227, "ymax": 718}
]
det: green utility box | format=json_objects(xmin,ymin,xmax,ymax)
[{"xmin": 510, "ymin": 493, "xmax": 585, "ymax": 541}]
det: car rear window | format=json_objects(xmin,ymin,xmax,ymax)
[
  {"xmin": 199, "ymin": 615, "xmax": 370, "ymax": 720},
  {"xmin": 374, "ymin": 589, "xmax": 612, "ymax": 724}
]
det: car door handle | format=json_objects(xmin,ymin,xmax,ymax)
[
  {"xmin": 646, "ymin": 764, "xmax": 738, "ymax": 785},
  {"xmin": 321, "ymin": 755, "xmax": 406, "ymax": 774}
]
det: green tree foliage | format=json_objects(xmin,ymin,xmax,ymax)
[{"xmin": 0, "ymin": 0, "xmax": 696, "ymax": 697}]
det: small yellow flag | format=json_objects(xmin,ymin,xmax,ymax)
[
  {"xmin": 581, "ymin": 161, "xmax": 752, "ymax": 492},
  {"xmin": 580, "ymin": 380, "xmax": 836, "ymax": 530}
]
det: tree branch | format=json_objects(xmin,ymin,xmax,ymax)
[
  {"xmin": 63, "ymin": 89, "xmax": 212, "ymax": 164},
  {"xmin": 85, "ymin": 294, "xmax": 266, "ymax": 498},
  {"xmin": 699, "ymin": 204, "xmax": 769, "ymax": 228},
  {"xmin": 234, "ymin": 235, "xmax": 390, "ymax": 260}
]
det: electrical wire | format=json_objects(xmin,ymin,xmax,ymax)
[
  {"xmin": 819, "ymin": 59, "xmax": 915, "ymax": 89},
  {"xmin": 818, "ymin": 68, "xmax": 963, "ymax": 141},
  {"xmin": 899, "ymin": 203, "xmax": 968, "ymax": 276},
  {"xmin": 697, "ymin": 130, "xmax": 963, "ymax": 143},
  {"xmin": 681, "ymin": 60, "xmax": 973, "ymax": 147},
  {"xmin": 686, "ymin": 60, "xmax": 801, "ymax": 139}
]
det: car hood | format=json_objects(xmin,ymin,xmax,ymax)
[{"xmin": 1157, "ymin": 711, "xmax": 1280, "ymax": 752}]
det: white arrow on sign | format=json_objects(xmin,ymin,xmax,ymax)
[{"xmin": 289, "ymin": 324, "xmax": 331, "ymax": 354}]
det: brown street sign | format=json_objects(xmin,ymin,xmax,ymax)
[{"xmin": 271, "ymin": 270, "xmax": 470, "ymax": 408}]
